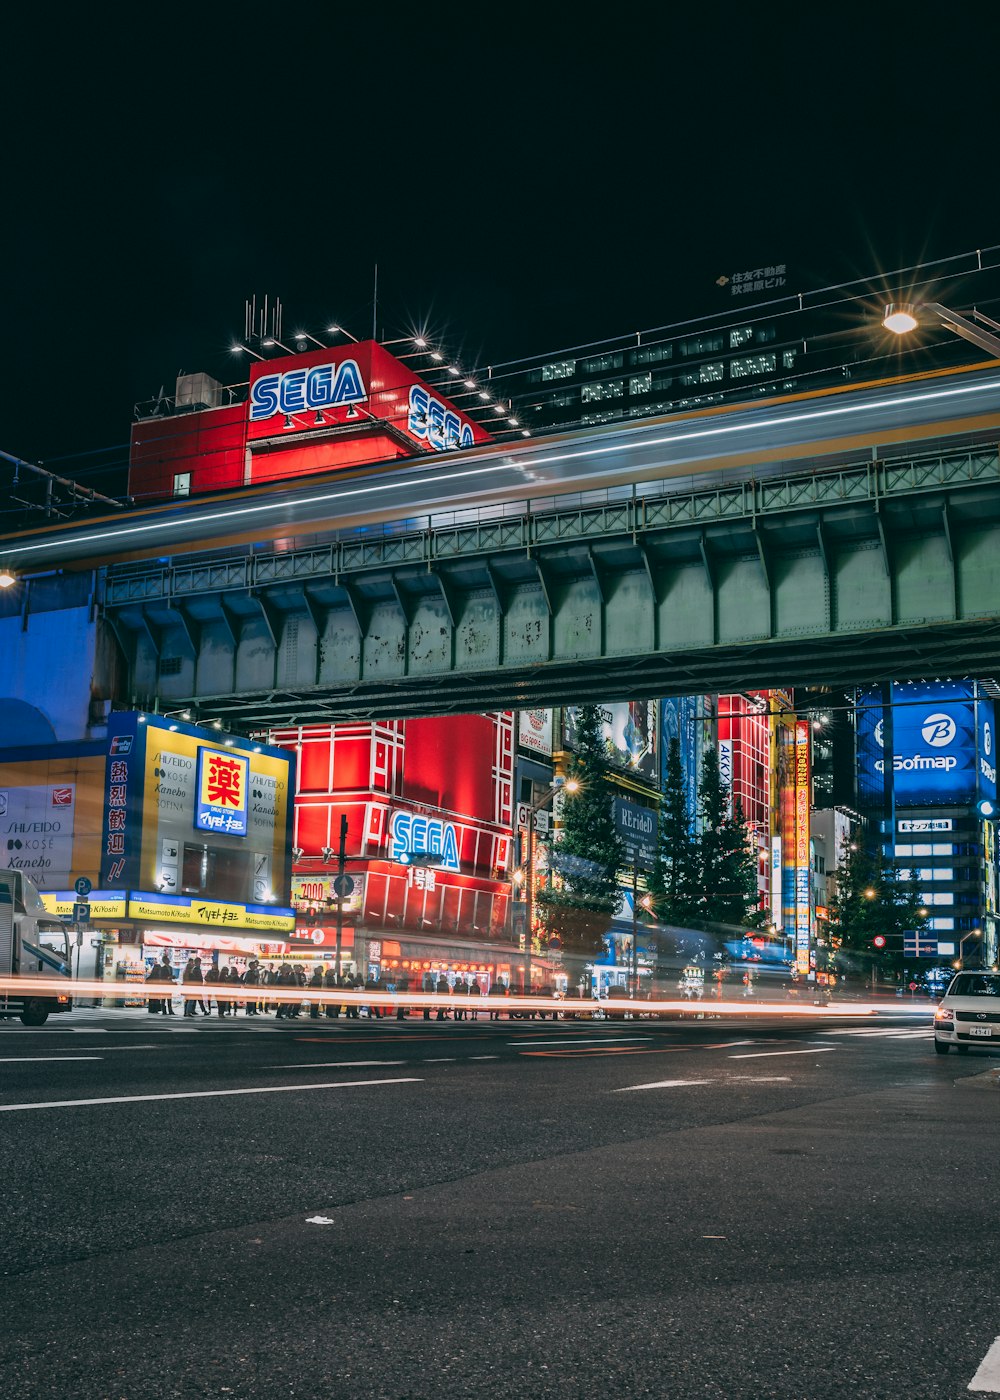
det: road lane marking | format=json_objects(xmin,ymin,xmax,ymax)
[
  {"xmin": 969, "ymin": 1335, "xmax": 1000, "ymax": 1391},
  {"xmin": 264, "ymin": 1061, "xmax": 405, "ymax": 1069},
  {"xmin": 507, "ymin": 1036, "xmax": 652, "ymax": 1046},
  {"xmin": 615, "ymin": 1079, "xmax": 712, "ymax": 1092},
  {"xmin": 424, "ymin": 1058, "xmax": 456, "ymax": 1063},
  {"xmin": 728, "ymin": 1048, "xmax": 838, "ymax": 1059},
  {"xmin": 0, "ymin": 1078, "xmax": 422, "ymax": 1113},
  {"xmin": 0, "ymin": 1056, "xmax": 103, "ymax": 1063},
  {"xmin": 729, "ymin": 1075, "xmax": 792, "ymax": 1081},
  {"xmin": 523, "ymin": 1042, "xmax": 739, "ymax": 1059},
  {"xmin": 470, "ymin": 1055, "xmax": 499, "ymax": 1059}
]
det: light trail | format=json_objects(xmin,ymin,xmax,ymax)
[{"xmin": 0, "ymin": 976, "xmax": 934, "ymax": 1019}]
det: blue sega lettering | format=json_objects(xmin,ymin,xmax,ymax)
[
  {"xmin": 389, "ymin": 810, "xmax": 460, "ymax": 871},
  {"xmin": 407, "ymin": 385, "xmax": 474, "ymax": 451},
  {"xmin": 249, "ymin": 359, "xmax": 367, "ymax": 422}
]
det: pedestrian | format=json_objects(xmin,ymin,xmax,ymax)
[
  {"xmin": 365, "ymin": 971, "xmax": 382, "ymax": 1019},
  {"xmin": 396, "ymin": 970, "xmax": 410, "ymax": 1020},
  {"xmin": 422, "ymin": 970, "xmax": 435, "ymax": 1021},
  {"xmin": 242, "ymin": 958, "xmax": 260, "ymax": 1015},
  {"xmin": 275, "ymin": 963, "xmax": 295, "ymax": 1017},
  {"xmin": 193, "ymin": 957, "xmax": 209, "ymax": 1015},
  {"xmin": 453, "ymin": 974, "xmax": 468, "ymax": 1021},
  {"xmin": 216, "ymin": 965, "xmax": 231, "ymax": 1017},
  {"xmin": 468, "ymin": 975, "xmax": 482, "ymax": 1020},
  {"xmin": 309, "ymin": 964, "xmax": 324, "ymax": 1018},
  {"xmin": 181, "ymin": 957, "xmax": 201, "ymax": 1017},
  {"xmin": 346, "ymin": 972, "xmax": 361, "ymax": 1019},
  {"xmin": 145, "ymin": 960, "xmax": 162, "ymax": 1014},
  {"xmin": 325, "ymin": 963, "xmax": 340, "ymax": 1017},
  {"xmin": 158, "ymin": 953, "xmax": 176, "ymax": 1015},
  {"xmin": 435, "ymin": 972, "xmax": 450, "ymax": 1021}
]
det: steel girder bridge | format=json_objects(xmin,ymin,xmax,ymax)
[{"xmin": 100, "ymin": 441, "xmax": 1000, "ymax": 724}]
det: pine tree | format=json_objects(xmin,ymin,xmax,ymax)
[
  {"xmin": 649, "ymin": 737, "xmax": 700, "ymax": 925},
  {"xmin": 537, "ymin": 705, "xmax": 626, "ymax": 954}
]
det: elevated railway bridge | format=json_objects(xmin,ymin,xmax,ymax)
[{"xmin": 3, "ymin": 361, "xmax": 1000, "ymax": 722}]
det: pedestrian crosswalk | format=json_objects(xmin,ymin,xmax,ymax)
[{"xmin": 824, "ymin": 1027, "xmax": 931, "ymax": 1039}]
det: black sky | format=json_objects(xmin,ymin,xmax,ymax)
[{"xmin": 5, "ymin": 5, "xmax": 1000, "ymax": 480}]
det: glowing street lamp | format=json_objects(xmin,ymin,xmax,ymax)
[{"xmin": 882, "ymin": 301, "xmax": 1000, "ymax": 357}]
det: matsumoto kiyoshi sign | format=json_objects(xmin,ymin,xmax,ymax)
[
  {"xmin": 389, "ymin": 811, "xmax": 460, "ymax": 872},
  {"xmin": 859, "ymin": 682, "xmax": 994, "ymax": 808}
]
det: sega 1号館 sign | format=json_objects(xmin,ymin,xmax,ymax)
[
  {"xmin": 389, "ymin": 811, "xmax": 460, "ymax": 871},
  {"xmin": 858, "ymin": 682, "xmax": 996, "ymax": 808}
]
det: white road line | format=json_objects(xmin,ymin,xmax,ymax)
[
  {"xmin": 0, "ymin": 1077, "xmax": 422, "ymax": 1113},
  {"xmin": 728, "ymin": 1048, "xmax": 839, "ymax": 1060},
  {"xmin": 729, "ymin": 1076, "xmax": 792, "ymax": 1082},
  {"xmin": 264, "ymin": 1061, "xmax": 405, "ymax": 1069},
  {"xmin": 507, "ymin": 1036, "xmax": 652, "ymax": 1047},
  {"xmin": 615, "ymin": 1079, "xmax": 712, "ymax": 1092},
  {"xmin": 424, "ymin": 1058, "xmax": 456, "ymax": 1063},
  {"xmin": 826, "ymin": 1027, "xmax": 929, "ymax": 1037},
  {"xmin": 969, "ymin": 1335, "xmax": 1000, "ymax": 1392},
  {"xmin": 0, "ymin": 1056, "xmax": 103, "ymax": 1063},
  {"xmin": 470, "ymin": 1055, "xmax": 499, "ymax": 1059}
]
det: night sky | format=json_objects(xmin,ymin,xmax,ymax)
[{"xmin": 5, "ymin": 7, "xmax": 999, "ymax": 486}]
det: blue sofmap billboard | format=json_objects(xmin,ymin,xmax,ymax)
[
  {"xmin": 661, "ymin": 695, "xmax": 704, "ymax": 833},
  {"xmin": 857, "ymin": 682, "xmax": 994, "ymax": 809}
]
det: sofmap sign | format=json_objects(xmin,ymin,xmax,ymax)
[
  {"xmin": 389, "ymin": 810, "xmax": 460, "ymax": 871},
  {"xmin": 861, "ymin": 682, "xmax": 982, "ymax": 807}
]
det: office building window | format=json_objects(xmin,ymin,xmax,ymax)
[
  {"xmin": 173, "ymin": 472, "xmax": 191, "ymax": 497},
  {"xmin": 782, "ymin": 349, "xmax": 797, "ymax": 369},
  {"xmin": 680, "ymin": 334, "xmax": 723, "ymax": 357},
  {"xmin": 932, "ymin": 844, "xmax": 954, "ymax": 856},
  {"xmin": 581, "ymin": 379, "xmax": 625, "ymax": 403},
  {"xmin": 754, "ymin": 325, "xmax": 777, "ymax": 344},
  {"xmin": 930, "ymin": 917, "xmax": 955, "ymax": 930},
  {"xmin": 581, "ymin": 410, "xmax": 618, "ymax": 425},
  {"xmin": 731, "ymin": 353, "xmax": 777, "ymax": 379},
  {"xmin": 630, "ymin": 344, "xmax": 673, "ymax": 366},
  {"xmin": 629, "ymin": 373, "xmax": 652, "ymax": 395},
  {"xmin": 925, "ymin": 892, "xmax": 955, "ymax": 906},
  {"xmin": 699, "ymin": 362, "xmax": 724, "ymax": 383},
  {"xmin": 627, "ymin": 400, "xmax": 673, "ymax": 418},
  {"xmin": 541, "ymin": 360, "xmax": 576, "ymax": 382},
  {"xmin": 729, "ymin": 326, "xmax": 753, "ymax": 348},
  {"xmin": 547, "ymin": 392, "xmax": 577, "ymax": 409},
  {"xmin": 581, "ymin": 352, "xmax": 624, "ymax": 374}
]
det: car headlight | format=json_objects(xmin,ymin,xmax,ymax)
[{"xmin": 934, "ymin": 1007, "xmax": 954, "ymax": 1021}]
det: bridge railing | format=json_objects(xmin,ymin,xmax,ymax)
[{"xmin": 104, "ymin": 442, "xmax": 1000, "ymax": 606}]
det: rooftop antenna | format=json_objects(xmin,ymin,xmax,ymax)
[{"xmin": 372, "ymin": 263, "xmax": 378, "ymax": 342}]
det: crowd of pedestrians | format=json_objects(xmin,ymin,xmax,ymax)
[{"xmin": 143, "ymin": 954, "xmax": 565, "ymax": 1019}]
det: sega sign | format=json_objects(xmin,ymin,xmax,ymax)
[
  {"xmin": 249, "ymin": 358, "xmax": 366, "ymax": 425},
  {"xmin": 407, "ymin": 385, "xmax": 475, "ymax": 452},
  {"xmin": 389, "ymin": 810, "xmax": 460, "ymax": 872}
]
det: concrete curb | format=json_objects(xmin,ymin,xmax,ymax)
[{"xmin": 954, "ymin": 1066, "xmax": 1000, "ymax": 1090}]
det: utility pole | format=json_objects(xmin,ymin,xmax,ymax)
[
  {"xmin": 631, "ymin": 860, "xmax": 639, "ymax": 999},
  {"xmin": 334, "ymin": 814, "xmax": 348, "ymax": 981}
]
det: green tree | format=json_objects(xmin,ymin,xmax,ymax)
[
  {"xmin": 829, "ymin": 836, "xmax": 926, "ymax": 974},
  {"xmin": 696, "ymin": 746, "xmax": 766, "ymax": 928},
  {"xmin": 537, "ymin": 705, "xmax": 626, "ymax": 954},
  {"xmin": 649, "ymin": 737, "xmax": 701, "ymax": 925}
]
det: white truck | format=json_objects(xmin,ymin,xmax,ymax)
[{"xmin": 0, "ymin": 870, "xmax": 73, "ymax": 1026}]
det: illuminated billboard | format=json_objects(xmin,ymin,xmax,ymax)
[
  {"xmin": 100, "ymin": 714, "xmax": 295, "ymax": 907},
  {"xmin": 247, "ymin": 342, "xmax": 489, "ymax": 453},
  {"xmin": 857, "ymin": 682, "xmax": 993, "ymax": 809},
  {"xmin": 564, "ymin": 702, "xmax": 658, "ymax": 783},
  {"xmin": 195, "ymin": 747, "xmax": 249, "ymax": 836}
]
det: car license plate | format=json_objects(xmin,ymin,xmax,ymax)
[{"xmin": 969, "ymin": 1026, "xmax": 993, "ymax": 1037}]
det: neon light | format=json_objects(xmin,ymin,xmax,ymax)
[{"xmin": 389, "ymin": 810, "xmax": 459, "ymax": 871}]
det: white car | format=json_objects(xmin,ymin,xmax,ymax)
[{"xmin": 933, "ymin": 971, "xmax": 1000, "ymax": 1054}]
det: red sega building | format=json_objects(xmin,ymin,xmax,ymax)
[
  {"xmin": 717, "ymin": 692, "xmax": 772, "ymax": 912},
  {"xmin": 269, "ymin": 713, "xmax": 520, "ymax": 990},
  {"xmin": 128, "ymin": 340, "xmax": 492, "ymax": 503}
]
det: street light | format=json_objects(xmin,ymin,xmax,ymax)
[
  {"xmin": 956, "ymin": 930, "xmax": 982, "ymax": 970},
  {"xmin": 882, "ymin": 301, "xmax": 1000, "ymax": 358},
  {"xmin": 518, "ymin": 776, "xmax": 579, "ymax": 992}
]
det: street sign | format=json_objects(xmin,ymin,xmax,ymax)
[
  {"xmin": 74, "ymin": 877, "xmax": 92, "ymax": 898},
  {"xmin": 73, "ymin": 903, "xmax": 90, "ymax": 923},
  {"xmin": 332, "ymin": 874, "xmax": 354, "ymax": 899}
]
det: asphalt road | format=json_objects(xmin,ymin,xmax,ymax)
[{"xmin": 1, "ymin": 1006, "xmax": 998, "ymax": 1400}]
